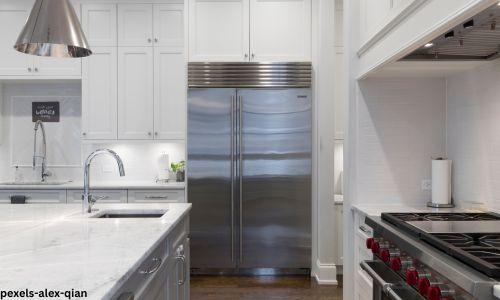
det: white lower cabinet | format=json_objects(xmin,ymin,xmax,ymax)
[
  {"xmin": 354, "ymin": 211, "xmax": 373, "ymax": 300},
  {"xmin": 66, "ymin": 190, "xmax": 127, "ymax": 203},
  {"xmin": 115, "ymin": 217, "xmax": 190, "ymax": 300},
  {"xmin": 128, "ymin": 189, "xmax": 185, "ymax": 203},
  {"xmin": 0, "ymin": 190, "xmax": 66, "ymax": 204}
]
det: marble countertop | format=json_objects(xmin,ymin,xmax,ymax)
[
  {"xmin": 0, "ymin": 203, "xmax": 191, "ymax": 299},
  {"xmin": 0, "ymin": 180, "xmax": 186, "ymax": 190},
  {"xmin": 351, "ymin": 203, "xmax": 486, "ymax": 217}
]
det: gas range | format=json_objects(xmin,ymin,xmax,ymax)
[{"xmin": 363, "ymin": 212, "xmax": 500, "ymax": 300}]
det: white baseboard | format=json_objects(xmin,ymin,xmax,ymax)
[{"xmin": 312, "ymin": 259, "xmax": 338, "ymax": 285}]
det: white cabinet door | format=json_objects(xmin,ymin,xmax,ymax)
[
  {"xmin": 188, "ymin": 0, "xmax": 249, "ymax": 62},
  {"xmin": 82, "ymin": 47, "xmax": 117, "ymax": 140},
  {"xmin": 118, "ymin": 47, "xmax": 154, "ymax": 140},
  {"xmin": 81, "ymin": 4, "xmax": 117, "ymax": 47},
  {"xmin": 33, "ymin": 56, "xmax": 81, "ymax": 76},
  {"xmin": 0, "ymin": 4, "xmax": 33, "ymax": 76},
  {"xmin": 118, "ymin": 4, "xmax": 153, "ymax": 47},
  {"xmin": 153, "ymin": 4, "xmax": 184, "ymax": 48},
  {"xmin": 154, "ymin": 47, "xmax": 186, "ymax": 140},
  {"xmin": 249, "ymin": 0, "xmax": 311, "ymax": 62},
  {"xmin": 0, "ymin": 190, "xmax": 66, "ymax": 204},
  {"xmin": 128, "ymin": 190, "xmax": 185, "ymax": 203}
]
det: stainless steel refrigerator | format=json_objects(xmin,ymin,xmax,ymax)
[{"xmin": 187, "ymin": 62, "xmax": 312, "ymax": 274}]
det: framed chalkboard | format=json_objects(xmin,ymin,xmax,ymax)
[{"xmin": 32, "ymin": 102, "xmax": 60, "ymax": 122}]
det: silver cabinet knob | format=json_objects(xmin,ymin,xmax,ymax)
[
  {"xmin": 147, "ymin": 38, "xmax": 152, "ymax": 43},
  {"xmin": 244, "ymin": 53, "xmax": 248, "ymax": 58},
  {"xmin": 28, "ymin": 67, "xmax": 32, "ymax": 72},
  {"xmin": 154, "ymin": 38, "xmax": 158, "ymax": 43},
  {"xmin": 154, "ymin": 132, "xmax": 158, "ymax": 136},
  {"xmin": 34, "ymin": 68, "xmax": 39, "ymax": 72},
  {"xmin": 82, "ymin": 132, "xmax": 87, "ymax": 136},
  {"xmin": 148, "ymin": 132, "xmax": 152, "ymax": 136},
  {"xmin": 251, "ymin": 53, "xmax": 255, "ymax": 59}
]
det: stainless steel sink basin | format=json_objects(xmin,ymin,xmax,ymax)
[
  {"xmin": 92, "ymin": 209, "xmax": 168, "ymax": 219},
  {"xmin": 0, "ymin": 181, "xmax": 71, "ymax": 186}
]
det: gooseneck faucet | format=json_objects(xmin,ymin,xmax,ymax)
[
  {"xmin": 83, "ymin": 149, "xmax": 125, "ymax": 213},
  {"xmin": 33, "ymin": 120, "xmax": 51, "ymax": 182}
]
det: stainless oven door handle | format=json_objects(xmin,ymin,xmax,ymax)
[
  {"xmin": 360, "ymin": 261, "xmax": 393, "ymax": 292},
  {"xmin": 386, "ymin": 286, "xmax": 403, "ymax": 300}
]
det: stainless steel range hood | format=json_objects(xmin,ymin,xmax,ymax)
[{"xmin": 402, "ymin": 3, "xmax": 500, "ymax": 61}]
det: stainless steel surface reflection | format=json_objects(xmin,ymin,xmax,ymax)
[
  {"xmin": 407, "ymin": 221, "xmax": 500, "ymax": 233},
  {"xmin": 187, "ymin": 88, "xmax": 311, "ymax": 272}
]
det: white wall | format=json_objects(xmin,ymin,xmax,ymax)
[
  {"xmin": 446, "ymin": 60, "xmax": 500, "ymax": 211},
  {"xmin": 0, "ymin": 82, "xmax": 185, "ymax": 183},
  {"xmin": 354, "ymin": 78, "xmax": 447, "ymax": 205}
]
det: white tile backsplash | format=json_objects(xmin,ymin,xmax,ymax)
[
  {"xmin": 0, "ymin": 82, "xmax": 185, "ymax": 183},
  {"xmin": 356, "ymin": 78, "xmax": 446, "ymax": 205},
  {"xmin": 446, "ymin": 60, "xmax": 500, "ymax": 210}
]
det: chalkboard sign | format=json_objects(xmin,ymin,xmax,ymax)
[{"xmin": 32, "ymin": 102, "xmax": 60, "ymax": 122}]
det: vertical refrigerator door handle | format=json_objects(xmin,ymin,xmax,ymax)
[
  {"xmin": 238, "ymin": 94, "xmax": 243, "ymax": 263},
  {"xmin": 230, "ymin": 94, "xmax": 235, "ymax": 263}
]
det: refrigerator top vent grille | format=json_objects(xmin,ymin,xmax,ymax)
[{"xmin": 188, "ymin": 62, "xmax": 312, "ymax": 88}]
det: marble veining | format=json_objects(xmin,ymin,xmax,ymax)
[{"xmin": 0, "ymin": 203, "xmax": 191, "ymax": 299}]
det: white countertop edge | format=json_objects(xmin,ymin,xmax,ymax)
[{"xmin": 351, "ymin": 203, "xmax": 486, "ymax": 217}]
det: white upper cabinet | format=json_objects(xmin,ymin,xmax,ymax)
[
  {"xmin": 81, "ymin": 4, "xmax": 117, "ymax": 47},
  {"xmin": 154, "ymin": 47, "xmax": 186, "ymax": 140},
  {"xmin": 33, "ymin": 56, "xmax": 81, "ymax": 76},
  {"xmin": 0, "ymin": 2, "xmax": 81, "ymax": 78},
  {"xmin": 118, "ymin": 4, "xmax": 154, "ymax": 47},
  {"xmin": 82, "ymin": 47, "xmax": 118, "ymax": 140},
  {"xmin": 189, "ymin": 0, "xmax": 250, "ymax": 62},
  {"xmin": 249, "ymin": 0, "xmax": 311, "ymax": 62},
  {"xmin": 154, "ymin": 4, "xmax": 185, "ymax": 48},
  {"xmin": 118, "ymin": 47, "xmax": 155, "ymax": 140},
  {"xmin": 0, "ymin": 3, "xmax": 32, "ymax": 76}
]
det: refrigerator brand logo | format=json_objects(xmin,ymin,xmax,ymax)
[{"xmin": 297, "ymin": 95, "xmax": 308, "ymax": 98}]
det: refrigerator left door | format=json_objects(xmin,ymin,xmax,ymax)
[{"xmin": 187, "ymin": 88, "xmax": 236, "ymax": 270}]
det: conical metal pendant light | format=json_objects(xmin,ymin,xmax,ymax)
[{"xmin": 14, "ymin": 0, "xmax": 92, "ymax": 58}]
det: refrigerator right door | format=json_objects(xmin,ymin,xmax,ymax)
[{"xmin": 238, "ymin": 88, "xmax": 312, "ymax": 269}]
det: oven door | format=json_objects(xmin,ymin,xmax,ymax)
[{"xmin": 361, "ymin": 260, "xmax": 425, "ymax": 300}]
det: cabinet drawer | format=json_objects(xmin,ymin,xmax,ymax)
[
  {"xmin": 0, "ymin": 190, "xmax": 66, "ymax": 204},
  {"xmin": 66, "ymin": 190, "xmax": 127, "ymax": 203},
  {"xmin": 128, "ymin": 189, "xmax": 185, "ymax": 203}
]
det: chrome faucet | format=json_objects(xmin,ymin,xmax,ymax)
[
  {"xmin": 83, "ymin": 149, "xmax": 125, "ymax": 213},
  {"xmin": 33, "ymin": 120, "xmax": 51, "ymax": 182}
]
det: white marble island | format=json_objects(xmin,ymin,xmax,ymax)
[{"xmin": 0, "ymin": 203, "xmax": 191, "ymax": 300}]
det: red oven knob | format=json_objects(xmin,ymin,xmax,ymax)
[
  {"xmin": 371, "ymin": 241, "xmax": 380, "ymax": 254},
  {"xmin": 406, "ymin": 268, "xmax": 419, "ymax": 285},
  {"xmin": 418, "ymin": 278, "xmax": 431, "ymax": 296},
  {"xmin": 380, "ymin": 249, "xmax": 390, "ymax": 262},
  {"xmin": 390, "ymin": 257, "xmax": 401, "ymax": 270},
  {"xmin": 429, "ymin": 284, "xmax": 455, "ymax": 300},
  {"xmin": 366, "ymin": 238, "xmax": 375, "ymax": 249},
  {"xmin": 428, "ymin": 285, "xmax": 442, "ymax": 300}
]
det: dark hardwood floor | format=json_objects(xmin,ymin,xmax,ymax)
[{"xmin": 190, "ymin": 275, "xmax": 343, "ymax": 300}]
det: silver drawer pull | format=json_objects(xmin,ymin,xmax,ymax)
[
  {"xmin": 359, "ymin": 225, "xmax": 372, "ymax": 234},
  {"xmin": 139, "ymin": 257, "xmax": 162, "ymax": 275},
  {"xmin": 176, "ymin": 245, "xmax": 186, "ymax": 285},
  {"xmin": 145, "ymin": 196, "xmax": 168, "ymax": 200}
]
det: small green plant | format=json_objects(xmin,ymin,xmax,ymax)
[{"xmin": 170, "ymin": 161, "xmax": 186, "ymax": 173}]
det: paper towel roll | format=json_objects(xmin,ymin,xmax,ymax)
[
  {"xmin": 157, "ymin": 153, "xmax": 170, "ymax": 181},
  {"xmin": 431, "ymin": 159, "xmax": 452, "ymax": 205}
]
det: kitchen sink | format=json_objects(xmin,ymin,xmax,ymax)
[
  {"xmin": 0, "ymin": 181, "xmax": 71, "ymax": 186},
  {"xmin": 92, "ymin": 209, "xmax": 168, "ymax": 219}
]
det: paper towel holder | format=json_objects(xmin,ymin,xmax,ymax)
[
  {"xmin": 427, "ymin": 156, "xmax": 455, "ymax": 208},
  {"xmin": 427, "ymin": 201, "xmax": 455, "ymax": 208}
]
